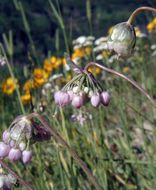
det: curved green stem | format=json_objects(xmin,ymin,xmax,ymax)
[
  {"xmin": 29, "ymin": 113, "xmax": 103, "ymax": 190},
  {"xmin": 84, "ymin": 62, "xmax": 156, "ymax": 107},
  {"xmin": 127, "ymin": 6, "xmax": 156, "ymax": 25},
  {"xmin": 0, "ymin": 159, "xmax": 35, "ymax": 190}
]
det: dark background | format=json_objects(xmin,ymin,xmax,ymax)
[{"xmin": 0, "ymin": 0, "xmax": 156, "ymax": 62}]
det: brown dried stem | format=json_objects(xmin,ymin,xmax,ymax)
[
  {"xmin": 84, "ymin": 62, "xmax": 156, "ymax": 107},
  {"xmin": 29, "ymin": 113, "xmax": 103, "ymax": 190},
  {"xmin": 127, "ymin": 6, "xmax": 156, "ymax": 25}
]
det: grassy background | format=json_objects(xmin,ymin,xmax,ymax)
[{"xmin": 0, "ymin": 0, "xmax": 156, "ymax": 190}]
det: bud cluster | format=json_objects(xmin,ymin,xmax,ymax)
[
  {"xmin": 0, "ymin": 116, "xmax": 32, "ymax": 164},
  {"xmin": 54, "ymin": 72, "xmax": 111, "ymax": 109}
]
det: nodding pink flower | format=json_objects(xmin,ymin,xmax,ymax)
[
  {"xmin": 54, "ymin": 91, "xmax": 62, "ymax": 104},
  {"xmin": 67, "ymin": 90, "xmax": 74, "ymax": 101},
  {"xmin": 22, "ymin": 150, "xmax": 32, "ymax": 164},
  {"xmin": 8, "ymin": 148, "xmax": 22, "ymax": 161},
  {"xmin": 91, "ymin": 93, "xmax": 101, "ymax": 107},
  {"xmin": 0, "ymin": 142, "xmax": 10, "ymax": 158},
  {"xmin": 101, "ymin": 91, "xmax": 111, "ymax": 106},
  {"xmin": 2, "ymin": 130, "xmax": 10, "ymax": 143},
  {"xmin": 72, "ymin": 95, "xmax": 84, "ymax": 108},
  {"xmin": 54, "ymin": 91, "xmax": 70, "ymax": 106}
]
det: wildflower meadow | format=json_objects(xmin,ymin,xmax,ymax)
[{"xmin": 0, "ymin": 1, "xmax": 156, "ymax": 190}]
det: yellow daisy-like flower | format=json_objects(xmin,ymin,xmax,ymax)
[
  {"xmin": 21, "ymin": 93, "xmax": 32, "ymax": 105},
  {"xmin": 53, "ymin": 58, "xmax": 62, "ymax": 69},
  {"xmin": 2, "ymin": 77, "xmax": 18, "ymax": 95},
  {"xmin": 153, "ymin": 17, "xmax": 156, "ymax": 26},
  {"xmin": 23, "ymin": 79, "xmax": 34, "ymax": 92},
  {"xmin": 108, "ymin": 26, "xmax": 113, "ymax": 35},
  {"xmin": 85, "ymin": 47, "xmax": 92, "ymax": 55},
  {"xmin": 146, "ymin": 21, "xmax": 155, "ymax": 32},
  {"xmin": 146, "ymin": 17, "xmax": 156, "ymax": 33},
  {"xmin": 123, "ymin": 66, "xmax": 130, "ymax": 74},
  {"xmin": 72, "ymin": 48, "xmax": 86, "ymax": 60},
  {"xmin": 43, "ymin": 58, "xmax": 53, "ymax": 74},
  {"xmin": 134, "ymin": 27, "xmax": 142, "ymax": 37},
  {"xmin": 33, "ymin": 68, "xmax": 48, "ymax": 87},
  {"xmin": 88, "ymin": 66, "xmax": 102, "ymax": 75},
  {"xmin": 101, "ymin": 50, "xmax": 111, "ymax": 58}
]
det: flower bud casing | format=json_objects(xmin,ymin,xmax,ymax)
[{"xmin": 107, "ymin": 22, "xmax": 136, "ymax": 57}]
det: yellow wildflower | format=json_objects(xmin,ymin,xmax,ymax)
[
  {"xmin": 108, "ymin": 26, "xmax": 113, "ymax": 34},
  {"xmin": 146, "ymin": 22, "xmax": 155, "ymax": 32},
  {"xmin": 2, "ymin": 77, "xmax": 18, "ymax": 95},
  {"xmin": 88, "ymin": 66, "xmax": 102, "ymax": 75},
  {"xmin": 153, "ymin": 17, "xmax": 156, "ymax": 25},
  {"xmin": 21, "ymin": 93, "xmax": 32, "ymax": 105},
  {"xmin": 101, "ymin": 50, "xmax": 111, "ymax": 58},
  {"xmin": 85, "ymin": 47, "xmax": 92, "ymax": 55},
  {"xmin": 134, "ymin": 27, "xmax": 141, "ymax": 37},
  {"xmin": 23, "ymin": 79, "xmax": 34, "ymax": 92},
  {"xmin": 33, "ymin": 68, "xmax": 48, "ymax": 87},
  {"xmin": 50, "ymin": 56, "xmax": 57, "ymax": 64},
  {"xmin": 43, "ymin": 58, "xmax": 53, "ymax": 74},
  {"xmin": 53, "ymin": 58, "xmax": 62, "ymax": 69},
  {"xmin": 72, "ymin": 48, "xmax": 86, "ymax": 60},
  {"xmin": 123, "ymin": 66, "xmax": 130, "ymax": 73}
]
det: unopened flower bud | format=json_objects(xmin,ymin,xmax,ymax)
[
  {"xmin": 88, "ymin": 90, "xmax": 94, "ymax": 98},
  {"xmin": 19, "ymin": 142, "xmax": 26, "ymax": 151},
  {"xmin": 91, "ymin": 93, "xmax": 101, "ymax": 107},
  {"xmin": 73, "ymin": 86, "xmax": 80, "ymax": 93},
  {"xmin": 72, "ymin": 95, "xmax": 84, "ymax": 108},
  {"xmin": 107, "ymin": 22, "xmax": 136, "ymax": 57},
  {"xmin": 0, "ymin": 142, "xmax": 10, "ymax": 158},
  {"xmin": 84, "ymin": 87, "xmax": 89, "ymax": 94},
  {"xmin": 101, "ymin": 91, "xmax": 111, "ymax": 106},
  {"xmin": 54, "ymin": 91, "xmax": 70, "ymax": 106},
  {"xmin": 9, "ymin": 115, "xmax": 32, "ymax": 141},
  {"xmin": 22, "ymin": 150, "xmax": 32, "ymax": 164},
  {"xmin": 8, "ymin": 148, "xmax": 22, "ymax": 161},
  {"xmin": 9, "ymin": 140, "xmax": 15, "ymax": 148},
  {"xmin": 2, "ymin": 131, "xmax": 10, "ymax": 144}
]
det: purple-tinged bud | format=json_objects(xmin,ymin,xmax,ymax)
[
  {"xmin": 72, "ymin": 95, "xmax": 84, "ymax": 108},
  {"xmin": 54, "ymin": 91, "xmax": 62, "ymax": 104},
  {"xmin": 91, "ymin": 93, "xmax": 101, "ymax": 107},
  {"xmin": 8, "ymin": 148, "xmax": 22, "ymax": 161},
  {"xmin": 67, "ymin": 90, "xmax": 74, "ymax": 101},
  {"xmin": 2, "ymin": 131, "xmax": 10, "ymax": 143},
  {"xmin": 0, "ymin": 142, "xmax": 10, "ymax": 158},
  {"xmin": 101, "ymin": 92, "xmax": 111, "ymax": 106},
  {"xmin": 54, "ymin": 91, "xmax": 70, "ymax": 107},
  {"xmin": 22, "ymin": 150, "xmax": 32, "ymax": 164},
  {"xmin": 9, "ymin": 140, "xmax": 15, "ymax": 148}
]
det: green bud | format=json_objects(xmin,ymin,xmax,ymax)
[{"xmin": 107, "ymin": 22, "xmax": 136, "ymax": 57}]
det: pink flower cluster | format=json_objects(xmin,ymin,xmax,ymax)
[
  {"xmin": 0, "ymin": 130, "xmax": 32, "ymax": 164},
  {"xmin": 54, "ymin": 88, "xmax": 110, "ymax": 109}
]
